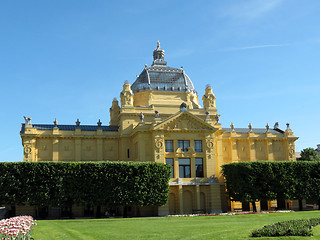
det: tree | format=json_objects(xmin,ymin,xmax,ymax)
[
  {"xmin": 222, "ymin": 161, "xmax": 320, "ymax": 212},
  {"xmin": 299, "ymin": 148, "xmax": 320, "ymax": 161}
]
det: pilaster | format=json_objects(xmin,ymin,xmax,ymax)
[
  {"xmin": 209, "ymin": 184, "xmax": 222, "ymax": 213},
  {"xmin": 138, "ymin": 133, "xmax": 146, "ymax": 162},
  {"xmin": 75, "ymin": 139, "xmax": 81, "ymax": 161},
  {"xmin": 52, "ymin": 138, "xmax": 59, "ymax": 161},
  {"xmin": 154, "ymin": 133, "xmax": 165, "ymax": 163},
  {"xmin": 97, "ymin": 139, "xmax": 103, "ymax": 161},
  {"xmin": 268, "ymin": 141, "xmax": 273, "ymax": 161},
  {"xmin": 249, "ymin": 139, "xmax": 255, "ymax": 161},
  {"xmin": 190, "ymin": 157, "xmax": 195, "ymax": 178},
  {"xmin": 205, "ymin": 135, "xmax": 215, "ymax": 178},
  {"xmin": 178, "ymin": 185, "xmax": 183, "ymax": 214},
  {"xmin": 196, "ymin": 185, "xmax": 201, "ymax": 210},
  {"xmin": 23, "ymin": 138, "xmax": 36, "ymax": 162}
]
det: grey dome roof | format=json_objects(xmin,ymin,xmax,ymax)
[{"xmin": 131, "ymin": 43, "xmax": 197, "ymax": 95}]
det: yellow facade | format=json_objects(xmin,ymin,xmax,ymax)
[{"xmin": 20, "ymin": 43, "xmax": 298, "ymax": 216}]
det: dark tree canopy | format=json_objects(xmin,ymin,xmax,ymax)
[
  {"xmin": 299, "ymin": 148, "xmax": 320, "ymax": 161},
  {"xmin": 222, "ymin": 161, "xmax": 320, "ymax": 211}
]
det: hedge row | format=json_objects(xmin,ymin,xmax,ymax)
[
  {"xmin": 251, "ymin": 218, "xmax": 320, "ymax": 237},
  {"xmin": 221, "ymin": 161, "xmax": 320, "ymax": 210},
  {"xmin": 0, "ymin": 161, "xmax": 171, "ymax": 208}
]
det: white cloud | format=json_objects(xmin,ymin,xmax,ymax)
[
  {"xmin": 221, "ymin": 0, "xmax": 283, "ymax": 20},
  {"xmin": 219, "ymin": 43, "xmax": 288, "ymax": 52}
]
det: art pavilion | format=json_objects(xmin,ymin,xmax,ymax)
[{"xmin": 20, "ymin": 42, "xmax": 298, "ymax": 217}]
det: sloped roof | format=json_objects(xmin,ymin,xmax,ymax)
[
  {"xmin": 222, "ymin": 128, "xmax": 283, "ymax": 134},
  {"xmin": 20, "ymin": 124, "xmax": 119, "ymax": 134}
]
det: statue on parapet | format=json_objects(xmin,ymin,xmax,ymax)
[{"xmin": 24, "ymin": 116, "xmax": 32, "ymax": 125}]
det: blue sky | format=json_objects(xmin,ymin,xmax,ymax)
[{"xmin": 0, "ymin": 0, "xmax": 319, "ymax": 161}]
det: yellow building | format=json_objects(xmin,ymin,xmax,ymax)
[{"xmin": 20, "ymin": 42, "xmax": 298, "ymax": 216}]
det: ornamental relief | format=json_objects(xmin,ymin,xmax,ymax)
[
  {"xmin": 206, "ymin": 139, "xmax": 214, "ymax": 149},
  {"xmin": 154, "ymin": 138, "xmax": 164, "ymax": 154},
  {"xmin": 288, "ymin": 143, "xmax": 295, "ymax": 160},
  {"xmin": 24, "ymin": 145, "xmax": 32, "ymax": 160},
  {"xmin": 163, "ymin": 117, "xmax": 207, "ymax": 131},
  {"xmin": 206, "ymin": 139, "xmax": 214, "ymax": 154},
  {"xmin": 155, "ymin": 139, "xmax": 163, "ymax": 149}
]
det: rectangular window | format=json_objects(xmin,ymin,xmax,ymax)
[
  {"xmin": 179, "ymin": 158, "xmax": 191, "ymax": 178},
  {"xmin": 194, "ymin": 140, "xmax": 202, "ymax": 152},
  {"xmin": 195, "ymin": 158, "xmax": 204, "ymax": 177},
  {"xmin": 166, "ymin": 158, "xmax": 174, "ymax": 178},
  {"xmin": 178, "ymin": 140, "xmax": 190, "ymax": 152},
  {"xmin": 165, "ymin": 140, "xmax": 174, "ymax": 152}
]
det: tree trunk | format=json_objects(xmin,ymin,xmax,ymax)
[
  {"xmin": 96, "ymin": 205, "xmax": 101, "ymax": 218},
  {"xmin": 69, "ymin": 204, "xmax": 73, "ymax": 219},
  {"xmin": 318, "ymin": 200, "xmax": 320, "ymax": 210},
  {"xmin": 298, "ymin": 199, "xmax": 303, "ymax": 211},
  {"xmin": 10, "ymin": 205, "xmax": 16, "ymax": 217},
  {"xmin": 251, "ymin": 201, "xmax": 257, "ymax": 212},
  {"xmin": 123, "ymin": 206, "xmax": 128, "ymax": 218}
]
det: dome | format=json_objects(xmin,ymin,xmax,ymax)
[{"xmin": 131, "ymin": 42, "xmax": 197, "ymax": 95}]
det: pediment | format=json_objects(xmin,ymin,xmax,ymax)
[{"xmin": 153, "ymin": 111, "xmax": 217, "ymax": 131}]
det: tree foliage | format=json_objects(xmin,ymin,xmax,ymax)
[
  {"xmin": 299, "ymin": 148, "xmax": 320, "ymax": 161},
  {"xmin": 222, "ymin": 161, "xmax": 320, "ymax": 210},
  {"xmin": 0, "ymin": 161, "xmax": 171, "ymax": 208}
]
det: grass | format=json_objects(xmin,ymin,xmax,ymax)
[{"xmin": 33, "ymin": 211, "xmax": 320, "ymax": 240}]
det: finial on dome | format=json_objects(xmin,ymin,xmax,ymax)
[{"xmin": 153, "ymin": 41, "xmax": 165, "ymax": 62}]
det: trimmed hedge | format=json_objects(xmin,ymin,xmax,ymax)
[
  {"xmin": 251, "ymin": 218, "xmax": 320, "ymax": 237},
  {"xmin": 0, "ymin": 161, "xmax": 171, "ymax": 208},
  {"xmin": 221, "ymin": 161, "xmax": 320, "ymax": 210}
]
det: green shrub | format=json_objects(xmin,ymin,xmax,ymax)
[
  {"xmin": 251, "ymin": 218, "xmax": 320, "ymax": 237},
  {"xmin": 0, "ymin": 161, "xmax": 171, "ymax": 208}
]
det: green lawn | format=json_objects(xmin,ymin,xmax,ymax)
[{"xmin": 33, "ymin": 211, "xmax": 320, "ymax": 240}]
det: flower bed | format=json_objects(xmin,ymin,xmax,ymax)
[
  {"xmin": 0, "ymin": 216, "xmax": 36, "ymax": 240},
  {"xmin": 167, "ymin": 210, "xmax": 293, "ymax": 217},
  {"xmin": 251, "ymin": 218, "xmax": 320, "ymax": 237}
]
